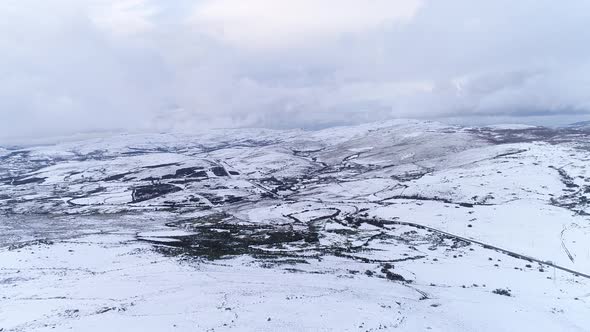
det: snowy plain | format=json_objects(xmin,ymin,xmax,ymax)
[{"xmin": 1, "ymin": 120, "xmax": 589, "ymax": 331}]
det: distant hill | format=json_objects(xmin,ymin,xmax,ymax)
[{"xmin": 568, "ymin": 120, "xmax": 590, "ymax": 128}]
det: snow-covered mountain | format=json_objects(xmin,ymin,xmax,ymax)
[
  {"xmin": 1, "ymin": 120, "xmax": 589, "ymax": 331},
  {"xmin": 568, "ymin": 120, "xmax": 590, "ymax": 129}
]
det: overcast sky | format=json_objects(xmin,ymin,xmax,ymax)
[{"xmin": 2, "ymin": 0, "xmax": 590, "ymax": 141}]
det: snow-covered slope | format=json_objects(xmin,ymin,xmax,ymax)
[{"xmin": 1, "ymin": 120, "xmax": 590, "ymax": 331}]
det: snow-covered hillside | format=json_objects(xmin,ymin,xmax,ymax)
[{"xmin": 1, "ymin": 120, "xmax": 589, "ymax": 331}]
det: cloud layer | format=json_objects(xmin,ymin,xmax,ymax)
[
  {"xmin": 1, "ymin": 0, "xmax": 590, "ymax": 141},
  {"xmin": 191, "ymin": 0, "xmax": 422, "ymax": 49}
]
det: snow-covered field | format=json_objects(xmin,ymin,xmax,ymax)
[{"xmin": 1, "ymin": 120, "xmax": 589, "ymax": 331}]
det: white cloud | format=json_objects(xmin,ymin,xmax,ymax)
[
  {"xmin": 89, "ymin": 0, "xmax": 158, "ymax": 37},
  {"xmin": 190, "ymin": 0, "xmax": 423, "ymax": 49},
  {"xmin": 1, "ymin": 0, "xmax": 590, "ymax": 142}
]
